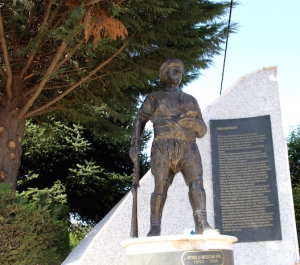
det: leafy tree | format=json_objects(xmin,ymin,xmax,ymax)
[
  {"xmin": 287, "ymin": 125, "xmax": 300, "ymax": 245},
  {"xmin": 288, "ymin": 125, "xmax": 300, "ymax": 185},
  {"xmin": 0, "ymin": 0, "xmax": 233, "ymax": 189},
  {"xmin": 0, "ymin": 183, "xmax": 70, "ymax": 264},
  {"xmin": 69, "ymin": 222, "xmax": 93, "ymax": 250},
  {"xmin": 18, "ymin": 118, "xmax": 150, "ymax": 223}
]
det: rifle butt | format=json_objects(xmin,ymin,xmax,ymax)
[{"xmin": 130, "ymin": 183, "xmax": 138, "ymax": 238}]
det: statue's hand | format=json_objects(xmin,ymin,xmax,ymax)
[
  {"xmin": 129, "ymin": 143, "xmax": 140, "ymax": 163},
  {"xmin": 178, "ymin": 116, "xmax": 199, "ymax": 130}
]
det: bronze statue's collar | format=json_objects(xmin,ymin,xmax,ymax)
[{"xmin": 162, "ymin": 87, "xmax": 179, "ymax": 92}]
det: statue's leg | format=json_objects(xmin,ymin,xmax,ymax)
[
  {"xmin": 180, "ymin": 142, "xmax": 212, "ymax": 234},
  {"xmin": 148, "ymin": 141, "xmax": 174, "ymax": 237},
  {"xmin": 188, "ymin": 180, "xmax": 212, "ymax": 234},
  {"xmin": 147, "ymin": 192, "xmax": 167, "ymax": 236},
  {"xmin": 147, "ymin": 173, "xmax": 174, "ymax": 236}
]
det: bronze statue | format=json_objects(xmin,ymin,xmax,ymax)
[{"xmin": 130, "ymin": 58, "xmax": 212, "ymax": 236}]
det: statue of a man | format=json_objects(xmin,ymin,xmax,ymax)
[{"xmin": 130, "ymin": 58, "xmax": 212, "ymax": 236}]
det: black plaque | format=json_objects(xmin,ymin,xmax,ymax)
[
  {"xmin": 210, "ymin": 115, "xmax": 282, "ymax": 242},
  {"xmin": 181, "ymin": 250, "xmax": 234, "ymax": 265}
]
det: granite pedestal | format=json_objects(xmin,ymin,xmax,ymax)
[
  {"xmin": 63, "ymin": 67, "xmax": 299, "ymax": 265},
  {"xmin": 122, "ymin": 234, "xmax": 238, "ymax": 265}
]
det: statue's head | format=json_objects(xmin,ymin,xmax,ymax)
[{"xmin": 159, "ymin": 58, "xmax": 184, "ymax": 86}]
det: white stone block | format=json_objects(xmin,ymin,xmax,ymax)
[{"xmin": 63, "ymin": 67, "xmax": 299, "ymax": 265}]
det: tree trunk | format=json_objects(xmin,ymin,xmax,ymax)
[{"xmin": 0, "ymin": 80, "xmax": 26, "ymax": 191}]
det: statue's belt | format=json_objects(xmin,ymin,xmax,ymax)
[
  {"xmin": 138, "ymin": 110, "xmax": 196, "ymax": 141},
  {"xmin": 154, "ymin": 125, "xmax": 196, "ymax": 142}
]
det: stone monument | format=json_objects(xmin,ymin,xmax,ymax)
[{"xmin": 62, "ymin": 66, "xmax": 299, "ymax": 265}]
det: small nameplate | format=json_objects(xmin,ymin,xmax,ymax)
[{"xmin": 181, "ymin": 250, "xmax": 224, "ymax": 265}]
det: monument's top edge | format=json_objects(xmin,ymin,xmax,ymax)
[
  {"xmin": 241, "ymin": 65, "xmax": 278, "ymax": 79},
  {"xmin": 224, "ymin": 65, "xmax": 278, "ymax": 94},
  {"xmin": 204, "ymin": 66, "xmax": 278, "ymax": 113}
]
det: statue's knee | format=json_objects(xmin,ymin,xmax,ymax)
[
  {"xmin": 154, "ymin": 182, "xmax": 169, "ymax": 194},
  {"xmin": 189, "ymin": 178, "xmax": 204, "ymax": 192}
]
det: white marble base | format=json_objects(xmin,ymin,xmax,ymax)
[
  {"xmin": 122, "ymin": 235, "xmax": 237, "ymax": 265},
  {"xmin": 122, "ymin": 234, "xmax": 238, "ymax": 254}
]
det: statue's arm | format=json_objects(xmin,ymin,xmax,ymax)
[
  {"xmin": 195, "ymin": 115, "xmax": 207, "ymax": 138},
  {"xmin": 178, "ymin": 95, "xmax": 207, "ymax": 138},
  {"xmin": 193, "ymin": 99, "xmax": 207, "ymax": 138},
  {"xmin": 129, "ymin": 97, "xmax": 152, "ymax": 162}
]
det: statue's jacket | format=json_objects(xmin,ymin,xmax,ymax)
[{"xmin": 140, "ymin": 90, "xmax": 207, "ymax": 143}]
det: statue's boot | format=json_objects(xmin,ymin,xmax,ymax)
[
  {"xmin": 147, "ymin": 193, "xmax": 167, "ymax": 237},
  {"xmin": 189, "ymin": 189, "xmax": 212, "ymax": 234}
]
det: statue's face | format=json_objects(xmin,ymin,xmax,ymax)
[{"xmin": 165, "ymin": 65, "xmax": 183, "ymax": 86}]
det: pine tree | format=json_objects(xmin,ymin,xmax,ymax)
[
  {"xmin": 288, "ymin": 125, "xmax": 300, "ymax": 185},
  {"xmin": 287, "ymin": 125, "xmax": 300, "ymax": 246},
  {"xmin": 18, "ymin": 118, "xmax": 150, "ymax": 223},
  {"xmin": 0, "ymin": 0, "xmax": 233, "ymax": 189},
  {"xmin": 0, "ymin": 184, "xmax": 70, "ymax": 264}
]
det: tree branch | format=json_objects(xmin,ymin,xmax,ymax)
[
  {"xmin": 90, "ymin": 74, "xmax": 107, "ymax": 81},
  {"xmin": 18, "ymin": 41, "xmax": 68, "ymax": 119},
  {"xmin": 85, "ymin": 0, "xmax": 126, "ymax": 6},
  {"xmin": 24, "ymin": 85, "xmax": 38, "ymax": 97},
  {"xmin": 41, "ymin": 0, "xmax": 54, "ymax": 27},
  {"xmin": 54, "ymin": 40, "xmax": 83, "ymax": 72},
  {"xmin": 24, "ymin": 40, "xmax": 83, "ymax": 97},
  {"xmin": 19, "ymin": 0, "xmax": 54, "ymax": 78},
  {"xmin": 25, "ymin": 106, "xmax": 63, "ymax": 119},
  {"xmin": 24, "ymin": 42, "xmax": 128, "ymax": 118},
  {"xmin": 51, "ymin": 11, "xmax": 69, "ymax": 30},
  {"xmin": 43, "ymin": 84, "xmax": 76, "ymax": 90},
  {"xmin": 86, "ymin": 0, "xmax": 104, "ymax": 5},
  {"xmin": 27, "ymin": 72, "xmax": 106, "ymax": 93},
  {"xmin": 47, "ymin": 0, "xmax": 64, "ymax": 28},
  {"xmin": 0, "ymin": 8, "xmax": 12, "ymax": 99}
]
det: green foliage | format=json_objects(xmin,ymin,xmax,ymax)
[
  {"xmin": 19, "ymin": 177, "xmax": 68, "ymax": 210},
  {"xmin": 1, "ymin": 0, "xmax": 234, "ymax": 133},
  {"xmin": 288, "ymin": 125, "xmax": 300, "ymax": 185},
  {"xmin": 19, "ymin": 118, "xmax": 150, "ymax": 224},
  {"xmin": 0, "ymin": 184, "xmax": 70, "ymax": 265},
  {"xmin": 69, "ymin": 232, "xmax": 82, "ymax": 251},
  {"xmin": 293, "ymin": 184, "xmax": 300, "ymax": 247},
  {"xmin": 2, "ymin": 0, "xmax": 235, "ymax": 244},
  {"xmin": 69, "ymin": 222, "xmax": 93, "ymax": 250},
  {"xmin": 18, "ymin": 173, "xmax": 91, "ymax": 250},
  {"xmin": 0, "ymin": 0, "xmax": 235, "ymax": 189},
  {"xmin": 287, "ymin": 125, "xmax": 300, "ymax": 248}
]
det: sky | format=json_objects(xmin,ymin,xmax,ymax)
[
  {"xmin": 144, "ymin": 0, "xmax": 300, "ymax": 155},
  {"xmin": 183, "ymin": 0, "xmax": 300, "ymax": 138}
]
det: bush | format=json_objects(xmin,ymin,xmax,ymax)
[
  {"xmin": 0, "ymin": 184, "xmax": 70, "ymax": 265},
  {"xmin": 287, "ymin": 125, "xmax": 300, "ymax": 250}
]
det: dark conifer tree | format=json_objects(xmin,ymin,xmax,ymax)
[
  {"xmin": 287, "ymin": 125, "xmax": 300, "ymax": 246},
  {"xmin": 19, "ymin": 119, "xmax": 151, "ymax": 223},
  {"xmin": 0, "ymin": 0, "xmax": 234, "ymax": 189}
]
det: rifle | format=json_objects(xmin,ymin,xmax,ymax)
[{"xmin": 130, "ymin": 118, "xmax": 140, "ymax": 238}]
